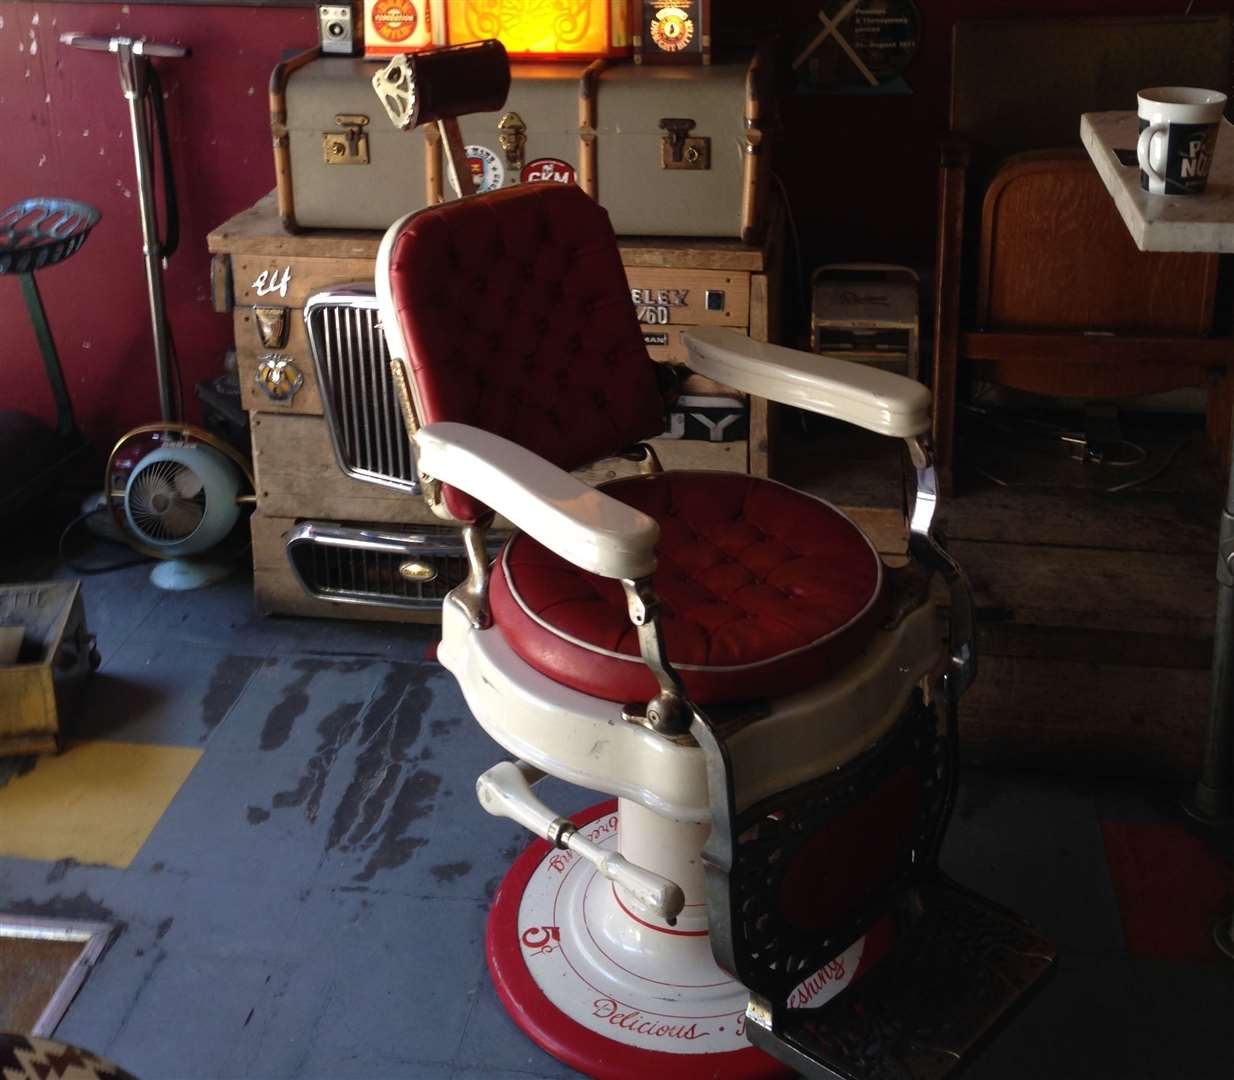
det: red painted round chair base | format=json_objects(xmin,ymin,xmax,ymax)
[{"xmin": 486, "ymin": 801, "xmax": 867, "ymax": 1080}]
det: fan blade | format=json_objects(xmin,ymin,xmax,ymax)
[{"xmin": 173, "ymin": 464, "xmax": 205, "ymax": 499}]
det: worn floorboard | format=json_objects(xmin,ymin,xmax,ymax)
[{"xmin": 788, "ymin": 411, "xmax": 1222, "ymax": 775}]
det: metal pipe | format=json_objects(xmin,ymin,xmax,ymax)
[
  {"xmin": 1186, "ymin": 445, "xmax": 1234, "ymax": 827},
  {"xmin": 18, "ymin": 272, "xmax": 78, "ymax": 440}
]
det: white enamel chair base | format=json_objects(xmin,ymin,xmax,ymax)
[
  {"xmin": 488, "ymin": 799, "xmax": 870, "ymax": 1079},
  {"xmin": 438, "ymin": 534, "xmax": 946, "ymax": 1076}
]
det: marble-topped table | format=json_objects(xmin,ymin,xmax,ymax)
[
  {"xmin": 1080, "ymin": 110, "xmax": 1234, "ymax": 253},
  {"xmin": 1083, "ymin": 111, "xmax": 1234, "ymax": 869}
]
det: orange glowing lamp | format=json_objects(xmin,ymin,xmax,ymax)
[{"xmin": 445, "ymin": 1, "xmax": 631, "ymax": 60}]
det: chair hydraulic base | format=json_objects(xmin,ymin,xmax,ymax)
[
  {"xmin": 745, "ymin": 876, "xmax": 1056, "ymax": 1080},
  {"xmin": 488, "ymin": 800, "xmax": 877, "ymax": 1080}
]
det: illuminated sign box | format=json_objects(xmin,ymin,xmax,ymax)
[
  {"xmin": 445, "ymin": 0, "xmax": 631, "ymax": 60},
  {"xmin": 365, "ymin": 0, "xmax": 443, "ymax": 57}
]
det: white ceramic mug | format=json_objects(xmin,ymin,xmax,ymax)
[{"xmin": 1136, "ymin": 86, "xmax": 1226, "ymax": 196}]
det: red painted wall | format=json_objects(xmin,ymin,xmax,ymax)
[
  {"xmin": 2, "ymin": 1, "xmax": 1229, "ymax": 445},
  {"xmin": 1, "ymin": 2, "xmax": 316, "ymax": 446}
]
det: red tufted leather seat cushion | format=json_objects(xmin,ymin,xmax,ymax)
[
  {"xmin": 385, "ymin": 184, "xmax": 666, "ymax": 523},
  {"xmin": 489, "ymin": 472, "xmax": 887, "ymax": 704}
]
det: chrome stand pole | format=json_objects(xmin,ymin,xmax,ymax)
[
  {"xmin": 1183, "ymin": 434, "xmax": 1234, "ymax": 966},
  {"xmin": 63, "ymin": 32, "xmax": 188, "ymax": 421},
  {"xmin": 117, "ymin": 40, "xmax": 177, "ymax": 423},
  {"xmin": 1185, "ymin": 443, "xmax": 1234, "ymax": 828}
]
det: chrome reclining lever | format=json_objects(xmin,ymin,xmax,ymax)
[{"xmin": 476, "ymin": 761, "xmax": 687, "ymax": 924}]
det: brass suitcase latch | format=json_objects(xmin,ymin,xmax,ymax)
[
  {"xmin": 660, "ymin": 118, "xmax": 710, "ymax": 170},
  {"xmin": 324, "ymin": 114, "xmax": 370, "ymax": 165}
]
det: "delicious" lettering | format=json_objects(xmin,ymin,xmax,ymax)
[{"xmin": 592, "ymin": 998, "xmax": 710, "ymax": 1041}]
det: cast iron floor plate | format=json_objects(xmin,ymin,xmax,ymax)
[{"xmin": 749, "ymin": 877, "xmax": 1057, "ymax": 1080}]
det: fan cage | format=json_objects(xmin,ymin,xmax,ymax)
[{"xmin": 126, "ymin": 457, "xmax": 207, "ymax": 545}]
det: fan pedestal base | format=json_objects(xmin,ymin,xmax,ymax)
[
  {"xmin": 150, "ymin": 558, "xmax": 232, "ymax": 591},
  {"xmin": 487, "ymin": 800, "xmax": 866, "ymax": 1080}
]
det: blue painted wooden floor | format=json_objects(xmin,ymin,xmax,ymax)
[{"xmin": 1, "ymin": 551, "xmax": 1232, "ymax": 1079}]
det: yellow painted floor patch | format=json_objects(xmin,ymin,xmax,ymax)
[{"xmin": 0, "ymin": 740, "xmax": 201, "ymax": 868}]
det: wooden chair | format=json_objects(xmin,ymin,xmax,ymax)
[{"xmin": 931, "ymin": 15, "xmax": 1234, "ymax": 491}]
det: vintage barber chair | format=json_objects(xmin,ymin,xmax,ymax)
[{"xmin": 373, "ymin": 180, "xmax": 1054, "ymax": 1078}]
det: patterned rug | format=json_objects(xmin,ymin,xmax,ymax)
[{"xmin": 0, "ymin": 1033, "xmax": 139, "ymax": 1080}]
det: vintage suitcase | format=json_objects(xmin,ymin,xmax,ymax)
[
  {"xmin": 273, "ymin": 48, "xmax": 434, "ymax": 231},
  {"xmin": 272, "ymin": 48, "xmax": 770, "ymax": 238}
]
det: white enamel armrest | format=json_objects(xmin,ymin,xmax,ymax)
[
  {"xmin": 683, "ymin": 326, "xmax": 932, "ymax": 439},
  {"xmin": 414, "ymin": 422, "xmax": 659, "ymax": 580}
]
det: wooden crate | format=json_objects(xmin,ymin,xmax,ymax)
[
  {"xmin": 208, "ymin": 192, "xmax": 784, "ymax": 619},
  {"xmin": 0, "ymin": 582, "xmax": 94, "ymax": 757},
  {"xmin": 250, "ymin": 412, "xmax": 433, "ymax": 525}
]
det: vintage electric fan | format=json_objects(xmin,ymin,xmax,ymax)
[{"xmin": 104, "ymin": 424, "xmax": 255, "ymax": 590}]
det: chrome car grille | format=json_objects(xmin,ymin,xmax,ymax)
[
  {"xmin": 286, "ymin": 522, "xmax": 472, "ymax": 611},
  {"xmin": 303, "ymin": 285, "xmax": 418, "ymax": 494}
]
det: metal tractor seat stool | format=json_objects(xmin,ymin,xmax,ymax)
[
  {"xmin": 0, "ymin": 199, "xmax": 99, "ymax": 513},
  {"xmin": 364, "ymin": 181, "xmax": 1055, "ymax": 1079}
]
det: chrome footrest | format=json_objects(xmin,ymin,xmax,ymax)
[{"xmin": 746, "ymin": 876, "xmax": 1055, "ymax": 1080}]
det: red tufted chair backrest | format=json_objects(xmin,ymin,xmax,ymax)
[{"xmin": 384, "ymin": 183, "xmax": 667, "ymax": 522}]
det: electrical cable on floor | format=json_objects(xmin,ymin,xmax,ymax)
[
  {"xmin": 973, "ymin": 466, "xmax": 1010, "ymax": 488},
  {"xmin": 959, "ymin": 403, "xmax": 1191, "ymax": 491},
  {"xmin": 1105, "ymin": 437, "xmax": 1187, "ymax": 492},
  {"xmin": 57, "ymin": 506, "xmax": 152, "ymax": 575}
]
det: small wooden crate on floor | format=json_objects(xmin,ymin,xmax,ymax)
[{"xmin": 0, "ymin": 582, "xmax": 95, "ymax": 757}]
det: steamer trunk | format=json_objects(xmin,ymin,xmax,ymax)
[
  {"xmin": 595, "ymin": 61, "xmax": 763, "ymax": 239},
  {"xmin": 275, "ymin": 50, "xmax": 436, "ymax": 231},
  {"xmin": 273, "ymin": 50, "xmax": 768, "ymax": 238}
]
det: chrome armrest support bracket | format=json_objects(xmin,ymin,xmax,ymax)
[
  {"xmin": 905, "ymin": 436, "xmax": 976, "ymax": 703},
  {"xmin": 621, "ymin": 576, "xmax": 693, "ymax": 738},
  {"xmin": 448, "ymin": 512, "xmax": 495, "ymax": 630}
]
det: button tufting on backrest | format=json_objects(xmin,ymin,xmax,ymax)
[{"xmin": 387, "ymin": 185, "xmax": 665, "ymax": 522}]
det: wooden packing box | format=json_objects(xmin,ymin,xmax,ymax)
[{"xmin": 0, "ymin": 582, "xmax": 95, "ymax": 757}]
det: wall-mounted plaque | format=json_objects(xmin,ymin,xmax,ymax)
[
  {"xmin": 793, "ymin": 0, "xmax": 921, "ymax": 94},
  {"xmin": 633, "ymin": 0, "xmax": 711, "ymax": 65}
]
